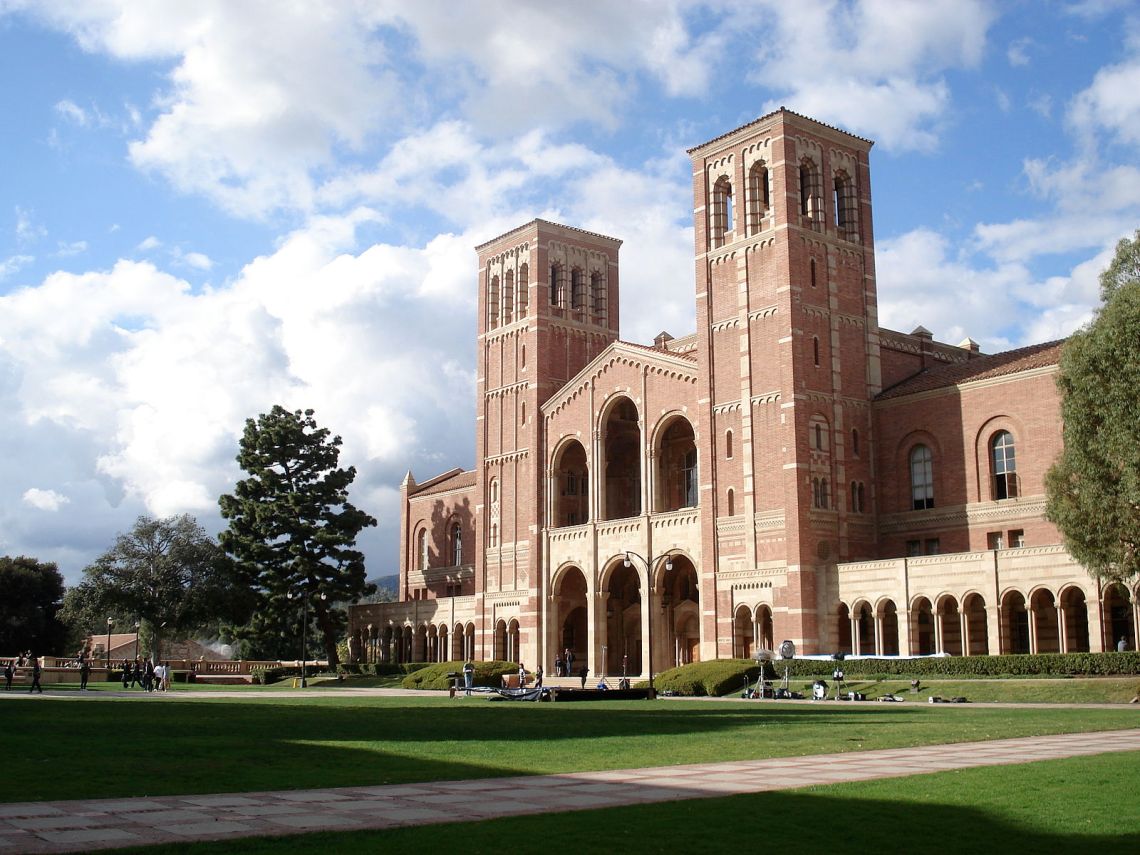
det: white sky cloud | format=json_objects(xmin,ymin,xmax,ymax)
[{"xmin": 22, "ymin": 488, "xmax": 70, "ymax": 511}]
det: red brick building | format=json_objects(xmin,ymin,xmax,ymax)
[{"xmin": 349, "ymin": 109, "xmax": 1138, "ymax": 671}]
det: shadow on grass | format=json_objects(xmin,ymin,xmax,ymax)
[
  {"xmin": 2, "ymin": 694, "xmax": 1135, "ymax": 803},
  {"xmin": 103, "ymin": 752, "xmax": 1140, "ymax": 854}
]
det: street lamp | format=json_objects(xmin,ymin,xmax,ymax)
[
  {"xmin": 105, "ymin": 617, "xmax": 114, "ymax": 670},
  {"xmin": 133, "ymin": 622, "xmax": 141, "ymax": 660},
  {"xmin": 288, "ymin": 586, "xmax": 327, "ymax": 688},
  {"xmin": 623, "ymin": 550, "xmax": 675, "ymax": 698}
]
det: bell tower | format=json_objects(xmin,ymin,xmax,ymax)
[
  {"xmin": 689, "ymin": 109, "xmax": 880, "ymax": 654},
  {"xmin": 473, "ymin": 219, "xmax": 621, "ymax": 661}
]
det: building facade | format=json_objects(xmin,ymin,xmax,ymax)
[{"xmin": 349, "ymin": 109, "xmax": 1139, "ymax": 673}]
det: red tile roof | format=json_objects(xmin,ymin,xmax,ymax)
[
  {"xmin": 876, "ymin": 340, "xmax": 1064, "ymax": 401},
  {"xmin": 412, "ymin": 469, "xmax": 476, "ymax": 497}
]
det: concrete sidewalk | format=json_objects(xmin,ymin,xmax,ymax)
[{"xmin": 2, "ymin": 728, "xmax": 1138, "ymax": 852}]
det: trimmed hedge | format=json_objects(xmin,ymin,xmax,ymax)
[
  {"xmin": 650, "ymin": 652, "xmax": 1140, "ymax": 697},
  {"xmin": 401, "ymin": 660, "xmax": 518, "ymax": 691},
  {"xmin": 251, "ymin": 664, "xmax": 322, "ymax": 685}
]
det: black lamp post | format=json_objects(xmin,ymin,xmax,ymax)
[
  {"xmin": 105, "ymin": 617, "xmax": 114, "ymax": 670},
  {"xmin": 289, "ymin": 586, "xmax": 326, "ymax": 688},
  {"xmin": 623, "ymin": 550, "xmax": 675, "ymax": 698}
]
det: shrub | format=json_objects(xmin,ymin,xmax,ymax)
[
  {"xmin": 651, "ymin": 652, "xmax": 1140, "ymax": 696},
  {"xmin": 401, "ymin": 660, "xmax": 518, "ymax": 691}
]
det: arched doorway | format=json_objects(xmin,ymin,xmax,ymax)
[
  {"xmin": 438, "ymin": 624, "xmax": 449, "ymax": 662},
  {"xmin": 734, "ymin": 605, "xmax": 753, "ymax": 658},
  {"xmin": 911, "ymin": 597, "xmax": 934, "ymax": 655},
  {"xmin": 555, "ymin": 566, "xmax": 589, "ymax": 673},
  {"xmin": 494, "ymin": 619, "xmax": 507, "ymax": 661},
  {"xmin": 659, "ymin": 554, "xmax": 700, "ymax": 668},
  {"xmin": 402, "ymin": 625, "xmax": 413, "ymax": 663},
  {"xmin": 601, "ymin": 398, "xmax": 641, "ymax": 520},
  {"xmin": 854, "ymin": 601, "xmax": 874, "ymax": 655},
  {"xmin": 464, "ymin": 622, "xmax": 476, "ymax": 661},
  {"xmin": 878, "ymin": 599, "xmax": 899, "ymax": 655},
  {"xmin": 604, "ymin": 561, "xmax": 641, "ymax": 676},
  {"xmin": 963, "ymin": 593, "xmax": 989, "ymax": 655},
  {"xmin": 452, "ymin": 623, "xmax": 464, "ymax": 660},
  {"xmin": 553, "ymin": 440, "xmax": 589, "ymax": 527},
  {"xmin": 1059, "ymin": 587, "xmax": 1090, "ymax": 653},
  {"xmin": 1001, "ymin": 590, "xmax": 1030, "ymax": 654},
  {"xmin": 756, "ymin": 605, "xmax": 773, "ymax": 653},
  {"xmin": 937, "ymin": 595, "xmax": 962, "ymax": 655},
  {"xmin": 507, "ymin": 619, "xmax": 521, "ymax": 663},
  {"xmin": 1102, "ymin": 583, "xmax": 1134, "ymax": 650},
  {"xmin": 1030, "ymin": 589, "xmax": 1059, "ymax": 653},
  {"xmin": 836, "ymin": 603, "xmax": 852, "ymax": 654},
  {"xmin": 655, "ymin": 416, "xmax": 698, "ymax": 511}
]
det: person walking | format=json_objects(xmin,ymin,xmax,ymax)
[
  {"xmin": 79, "ymin": 657, "xmax": 90, "ymax": 691},
  {"xmin": 463, "ymin": 660, "xmax": 475, "ymax": 697},
  {"xmin": 534, "ymin": 665, "xmax": 544, "ymax": 689},
  {"xmin": 565, "ymin": 647, "xmax": 574, "ymax": 677},
  {"xmin": 121, "ymin": 659, "xmax": 131, "ymax": 689},
  {"xmin": 28, "ymin": 659, "xmax": 43, "ymax": 693},
  {"xmin": 579, "ymin": 664, "xmax": 588, "ymax": 689},
  {"xmin": 3, "ymin": 660, "xmax": 12, "ymax": 690},
  {"xmin": 1118, "ymin": 636, "xmax": 1129, "ymax": 652}
]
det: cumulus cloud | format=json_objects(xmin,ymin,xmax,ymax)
[{"xmin": 22, "ymin": 488, "xmax": 70, "ymax": 511}]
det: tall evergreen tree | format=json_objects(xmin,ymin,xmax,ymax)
[
  {"xmin": 0, "ymin": 556, "xmax": 68, "ymax": 655},
  {"xmin": 219, "ymin": 406, "xmax": 376, "ymax": 667},
  {"xmin": 1046, "ymin": 230, "xmax": 1140, "ymax": 582}
]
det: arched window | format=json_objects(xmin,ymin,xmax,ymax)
[
  {"xmin": 570, "ymin": 268, "xmax": 585, "ymax": 316},
  {"xmin": 490, "ymin": 523, "xmax": 499, "ymax": 547},
  {"xmin": 656, "ymin": 417, "xmax": 697, "ymax": 512},
  {"xmin": 451, "ymin": 522, "xmax": 462, "ymax": 566},
  {"xmin": 488, "ymin": 275, "xmax": 500, "ymax": 328},
  {"xmin": 490, "ymin": 478, "xmax": 499, "ymax": 505},
  {"xmin": 810, "ymin": 258, "xmax": 817, "ymax": 288},
  {"xmin": 992, "ymin": 431, "xmax": 1018, "ymax": 500},
  {"xmin": 521, "ymin": 343, "xmax": 526, "ymax": 368},
  {"xmin": 725, "ymin": 429, "xmax": 734, "ymax": 459},
  {"xmin": 727, "ymin": 487, "xmax": 735, "ymax": 516},
  {"xmin": 521, "ymin": 400, "xmax": 526, "ymax": 425},
  {"xmin": 811, "ymin": 419, "xmax": 829, "ymax": 452},
  {"xmin": 518, "ymin": 263, "xmax": 529, "ymax": 316},
  {"xmin": 812, "ymin": 477, "xmax": 829, "ymax": 509},
  {"xmin": 852, "ymin": 428, "xmax": 860, "ymax": 457},
  {"xmin": 834, "ymin": 170, "xmax": 855, "ymax": 236},
  {"xmin": 712, "ymin": 175, "xmax": 733, "ymax": 247},
  {"xmin": 590, "ymin": 271, "xmax": 607, "ymax": 324},
  {"xmin": 851, "ymin": 481, "xmax": 858, "ymax": 512},
  {"xmin": 800, "ymin": 158, "xmax": 821, "ymax": 219},
  {"xmin": 503, "ymin": 270, "xmax": 514, "ymax": 324},
  {"xmin": 858, "ymin": 482, "xmax": 866, "ymax": 512},
  {"xmin": 417, "ymin": 528, "xmax": 428, "ymax": 570},
  {"xmin": 747, "ymin": 161, "xmax": 770, "ymax": 234},
  {"xmin": 909, "ymin": 445, "xmax": 934, "ymax": 510},
  {"xmin": 813, "ymin": 336, "xmax": 820, "ymax": 366},
  {"xmin": 549, "ymin": 263, "xmax": 562, "ymax": 308}
]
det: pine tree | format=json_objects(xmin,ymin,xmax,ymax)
[
  {"xmin": 1045, "ymin": 230, "xmax": 1140, "ymax": 582},
  {"xmin": 219, "ymin": 406, "xmax": 377, "ymax": 666}
]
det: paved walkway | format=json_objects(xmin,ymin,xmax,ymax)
[{"xmin": 2, "ymin": 729, "xmax": 1138, "ymax": 852}]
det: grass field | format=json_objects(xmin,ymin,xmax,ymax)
[
  {"xmin": 102, "ymin": 751, "xmax": 1140, "ymax": 854},
  {"xmin": 1, "ymin": 692, "xmax": 1137, "ymax": 802}
]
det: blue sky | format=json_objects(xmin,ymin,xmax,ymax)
[{"xmin": 2, "ymin": 0, "xmax": 1139, "ymax": 586}]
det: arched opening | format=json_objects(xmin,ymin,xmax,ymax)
[
  {"xmin": 452, "ymin": 623, "xmax": 464, "ymax": 660},
  {"xmin": 726, "ymin": 488, "xmax": 735, "ymax": 516},
  {"xmin": 503, "ymin": 269, "xmax": 514, "ymax": 324},
  {"xmin": 800, "ymin": 158, "xmax": 820, "ymax": 219},
  {"xmin": 660, "ymin": 554, "xmax": 700, "ymax": 669},
  {"xmin": 747, "ymin": 161, "xmax": 769, "ymax": 234},
  {"xmin": 963, "ymin": 593, "xmax": 989, "ymax": 656},
  {"xmin": 507, "ymin": 619, "xmax": 521, "ymax": 663},
  {"xmin": 604, "ymin": 561, "xmax": 641, "ymax": 676},
  {"xmin": 437, "ymin": 624, "xmax": 448, "ymax": 663},
  {"xmin": 1001, "ymin": 590, "xmax": 1030, "ymax": 654},
  {"xmin": 426, "ymin": 624, "xmax": 438, "ymax": 662},
  {"xmin": 833, "ymin": 170, "xmax": 855, "ymax": 237},
  {"xmin": 734, "ymin": 605, "xmax": 753, "ymax": 658},
  {"xmin": 938, "ymin": 595, "xmax": 962, "ymax": 655},
  {"xmin": 656, "ymin": 416, "xmax": 697, "ymax": 512},
  {"xmin": 382, "ymin": 625, "xmax": 394, "ymax": 664},
  {"xmin": 553, "ymin": 440, "xmax": 589, "ymax": 527},
  {"xmin": 417, "ymin": 528, "xmax": 429, "ymax": 571},
  {"xmin": 570, "ymin": 268, "xmax": 585, "ymax": 317},
  {"xmin": 1030, "ymin": 589, "xmax": 1060, "ymax": 653},
  {"xmin": 1102, "ymin": 583, "xmax": 1133, "ymax": 651},
  {"xmin": 725, "ymin": 429, "xmax": 734, "ymax": 459},
  {"xmin": 488, "ymin": 274, "xmax": 499, "ymax": 328},
  {"xmin": 556, "ymin": 566, "xmax": 589, "ymax": 674},
  {"xmin": 909, "ymin": 444, "xmax": 934, "ymax": 510},
  {"xmin": 518, "ymin": 263, "xmax": 529, "ymax": 316},
  {"xmin": 879, "ymin": 600, "xmax": 900, "ymax": 655},
  {"xmin": 836, "ymin": 602, "xmax": 852, "ymax": 654},
  {"xmin": 549, "ymin": 263, "xmax": 562, "ymax": 308},
  {"xmin": 450, "ymin": 522, "xmax": 462, "ymax": 566},
  {"xmin": 494, "ymin": 619, "xmax": 507, "ymax": 661},
  {"xmin": 756, "ymin": 604, "xmax": 773, "ymax": 653},
  {"xmin": 401, "ymin": 625, "xmax": 413, "ymax": 663},
  {"xmin": 590, "ymin": 271, "xmax": 607, "ymax": 324},
  {"xmin": 854, "ymin": 602, "xmax": 874, "ymax": 655},
  {"xmin": 911, "ymin": 597, "xmax": 935, "ymax": 655},
  {"xmin": 1060, "ymin": 587, "xmax": 1090, "ymax": 653},
  {"xmin": 415, "ymin": 624, "xmax": 428, "ymax": 662},
  {"xmin": 712, "ymin": 174, "xmax": 733, "ymax": 246},
  {"xmin": 465, "ymin": 622, "xmax": 476, "ymax": 661},
  {"xmin": 602, "ymin": 398, "xmax": 641, "ymax": 520}
]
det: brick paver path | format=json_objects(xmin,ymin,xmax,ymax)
[{"xmin": 2, "ymin": 728, "xmax": 1138, "ymax": 852}]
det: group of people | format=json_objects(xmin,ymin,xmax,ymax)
[
  {"xmin": 553, "ymin": 647, "xmax": 579, "ymax": 678},
  {"xmin": 3, "ymin": 657, "xmax": 42, "ymax": 693},
  {"xmin": 119, "ymin": 658, "xmax": 171, "ymax": 692}
]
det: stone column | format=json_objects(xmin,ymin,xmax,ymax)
[
  {"xmin": 1057, "ymin": 605, "xmax": 1068, "ymax": 653},
  {"xmin": 933, "ymin": 608, "xmax": 944, "ymax": 654},
  {"xmin": 987, "ymin": 605, "xmax": 1002, "ymax": 655}
]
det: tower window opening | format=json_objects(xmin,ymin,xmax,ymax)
[
  {"xmin": 571, "ymin": 268, "xmax": 585, "ymax": 316},
  {"xmin": 550, "ymin": 263, "xmax": 562, "ymax": 308},
  {"xmin": 591, "ymin": 271, "xmax": 607, "ymax": 324},
  {"xmin": 518, "ymin": 263, "xmax": 529, "ymax": 316},
  {"xmin": 712, "ymin": 175, "xmax": 733, "ymax": 247},
  {"xmin": 748, "ymin": 161, "xmax": 770, "ymax": 234},
  {"xmin": 488, "ymin": 274, "xmax": 500, "ymax": 328},
  {"xmin": 503, "ymin": 270, "xmax": 514, "ymax": 324}
]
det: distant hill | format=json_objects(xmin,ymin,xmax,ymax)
[{"xmin": 363, "ymin": 574, "xmax": 399, "ymax": 603}]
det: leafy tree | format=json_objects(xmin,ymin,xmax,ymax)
[
  {"xmin": 219, "ymin": 406, "xmax": 377, "ymax": 667},
  {"xmin": 60, "ymin": 515, "xmax": 252, "ymax": 658},
  {"xmin": 1046, "ymin": 230, "xmax": 1140, "ymax": 582},
  {"xmin": 0, "ymin": 556, "xmax": 68, "ymax": 655}
]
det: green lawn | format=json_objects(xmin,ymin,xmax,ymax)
[
  {"xmin": 1, "ymin": 693, "xmax": 1136, "ymax": 802},
  {"xmin": 768, "ymin": 676, "xmax": 1140, "ymax": 704},
  {"xmin": 103, "ymin": 751, "xmax": 1140, "ymax": 854}
]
